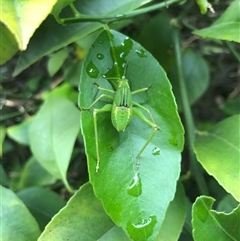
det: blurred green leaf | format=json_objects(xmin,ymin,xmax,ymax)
[
  {"xmin": 217, "ymin": 194, "xmax": 239, "ymax": 213},
  {"xmin": 194, "ymin": 0, "xmax": 240, "ymax": 42},
  {"xmin": 79, "ymin": 29, "xmax": 184, "ymax": 241},
  {"xmin": 0, "ymin": 185, "xmax": 41, "ymax": 241},
  {"xmin": 0, "ymin": 23, "xmax": 18, "ymax": 65},
  {"xmin": 0, "ymin": 165, "xmax": 9, "ymax": 186},
  {"xmin": 64, "ymin": 60, "xmax": 82, "ymax": 87},
  {"xmin": 7, "ymin": 118, "xmax": 33, "ymax": 145},
  {"xmin": 194, "ymin": 115, "xmax": 240, "ymax": 201},
  {"xmin": 192, "ymin": 196, "xmax": 240, "ymax": 241},
  {"xmin": 38, "ymin": 183, "xmax": 117, "ymax": 241},
  {"xmin": 18, "ymin": 156, "xmax": 57, "ymax": 188},
  {"xmin": 47, "ymin": 48, "xmax": 69, "ymax": 76},
  {"xmin": 138, "ymin": 11, "xmax": 173, "ymax": 71},
  {"xmin": 29, "ymin": 96, "xmax": 80, "ymax": 190},
  {"xmin": 0, "ymin": 125, "xmax": 6, "ymax": 156},
  {"xmin": 42, "ymin": 82, "xmax": 77, "ymax": 103},
  {"xmin": 17, "ymin": 186, "xmax": 66, "ymax": 230},
  {"xmin": 169, "ymin": 48, "xmax": 209, "ymax": 109},
  {"xmin": 220, "ymin": 98, "xmax": 240, "ymax": 115},
  {"xmin": 0, "ymin": 0, "xmax": 58, "ymax": 50}
]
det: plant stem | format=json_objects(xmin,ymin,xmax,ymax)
[
  {"xmin": 60, "ymin": 0, "xmax": 185, "ymax": 24},
  {"xmin": 172, "ymin": 28, "xmax": 209, "ymax": 195}
]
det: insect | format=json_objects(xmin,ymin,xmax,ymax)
[{"xmin": 82, "ymin": 66, "xmax": 160, "ymax": 172}]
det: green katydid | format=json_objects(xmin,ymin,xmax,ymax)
[{"xmin": 82, "ymin": 65, "xmax": 160, "ymax": 172}]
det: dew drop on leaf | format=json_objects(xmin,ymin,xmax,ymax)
[
  {"xmin": 98, "ymin": 39, "xmax": 104, "ymax": 44},
  {"xmin": 127, "ymin": 215, "xmax": 157, "ymax": 241},
  {"xmin": 127, "ymin": 172, "xmax": 142, "ymax": 197},
  {"xmin": 97, "ymin": 53, "xmax": 104, "ymax": 60},
  {"xmin": 86, "ymin": 61, "xmax": 99, "ymax": 78},
  {"xmin": 135, "ymin": 49, "xmax": 147, "ymax": 58},
  {"xmin": 152, "ymin": 147, "xmax": 160, "ymax": 156}
]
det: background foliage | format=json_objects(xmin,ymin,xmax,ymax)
[{"xmin": 1, "ymin": 0, "xmax": 239, "ymax": 240}]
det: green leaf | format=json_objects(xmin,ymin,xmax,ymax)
[
  {"xmin": 138, "ymin": 11, "xmax": 173, "ymax": 71},
  {"xmin": 0, "ymin": 23, "xmax": 18, "ymax": 65},
  {"xmin": 79, "ymin": 29, "xmax": 184, "ymax": 241},
  {"xmin": 156, "ymin": 182, "xmax": 187, "ymax": 240},
  {"xmin": 169, "ymin": 48, "xmax": 209, "ymax": 109},
  {"xmin": 38, "ymin": 183, "xmax": 117, "ymax": 241},
  {"xmin": 47, "ymin": 48, "xmax": 69, "ymax": 76},
  {"xmin": 13, "ymin": 0, "xmax": 151, "ymax": 76},
  {"xmin": 220, "ymin": 98, "xmax": 240, "ymax": 115},
  {"xmin": 18, "ymin": 156, "xmax": 57, "ymax": 188},
  {"xmin": 217, "ymin": 194, "xmax": 239, "ymax": 213},
  {"xmin": 193, "ymin": 115, "xmax": 240, "ymax": 201},
  {"xmin": 42, "ymin": 82, "xmax": 78, "ymax": 103},
  {"xmin": 0, "ymin": 125, "xmax": 6, "ymax": 157},
  {"xmin": 29, "ymin": 96, "xmax": 80, "ymax": 190},
  {"xmin": 17, "ymin": 186, "xmax": 66, "ymax": 230},
  {"xmin": 192, "ymin": 196, "xmax": 240, "ymax": 241},
  {"xmin": 7, "ymin": 118, "xmax": 33, "ymax": 145},
  {"xmin": 0, "ymin": 164, "xmax": 9, "ymax": 186},
  {"xmin": 0, "ymin": 0, "xmax": 58, "ymax": 50},
  {"xmin": 193, "ymin": 0, "xmax": 240, "ymax": 43},
  {"xmin": 0, "ymin": 185, "xmax": 41, "ymax": 241}
]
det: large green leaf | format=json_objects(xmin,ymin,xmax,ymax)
[
  {"xmin": 0, "ymin": 185, "xmax": 41, "ymax": 241},
  {"xmin": 192, "ymin": 196, "xmax": 240, "ymax": 241},
  {"xmin": 29, "ymin": 96, "xmax": 80, "ymax": 189},
  {"xmin": 13, "ymin": 0, "xmax": 152, "ymax": 76},
  {"xmin": 79, "ymin": 29, "xmax": 184, "ymax": 241},
  {"xmin": 193, "ymin": 115, "xmax": 240, "ymax": 201},
  {"xmin": 17, "ymin": 187, "xmax": 66, "ymax": 230},
  {"xmin": 38, "ymin": 183, "xmax": 118, "ymax": 241},
  {"xmin": 0, "ymin": 0, "xmax": 58, "ymax": 50},
  {"xmin": 7, "ymin": 118, "xmax": 33, "ymax": 145},
  {"xmin": 193, "ymin": 0, "xmax": 240, "ymax": 43},
  {"xmin": 0, "ymin": 23, "xmax": 18, "ymax": 65},
  {"xmin": 18, "ymin": 156, "xmax": 57, "ymax": 189},
  {"xmin": 0, "ymin": 125, "xmax": 6, "ymax": 157}
]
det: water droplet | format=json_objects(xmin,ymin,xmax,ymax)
[
  {"xmin": 91, "ymin": 45, "xmax": 95, "ymax": 50},
  {"xmin": 127, "ymin": 173, "xmax": 142, "ymax": 197},
  {"xmin": 98, "ymin": 39, "xmax": 104, "ymax": 44},
  {"xmin": 135, "ymin": 49, "xmax": 147, "ymax": 58},
  {"xmin": 119, "ymin": 52, "xmax": 125, "ymax": 58},
  {"xmin": 97, "ymin": 53, "xmax": 104, "ymax": 60},
  {"xmin": 152, "ymin": 147, "xmax": 160, "ymax": 156},
  {"xmin": 127, "ymin": 215, "xmax": 157, "ymax": 240},
  {"xmin": 107, "ymin": 145, "xmax": 113, "ymax": 152},
  {"xmin": 86, "ymin": 61, "xmax": 99, "ymax": 78},
  {"xmin": 115, "ymin": 14, "xmax": 125, "ymax": 18},
  {"xmin": 169, "ymin": 130, "xmax": 178, "ymax": 146}
]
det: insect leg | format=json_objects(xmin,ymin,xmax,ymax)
[
  {"xmin": 132, "ymin": 101, "xmax": 158, "ymax": 126},
  {"xmin": 133, "ymin": 107, "xmax": 160, "ymax": 167},
  {"xmin": 131, "ymin": 86, "xmax": 151, "ymax": 95},
  {"xmin": 93, "ymin": 104, "xmax": 112, "ymax": 172},
  {"xmin": 82, "ymin": 94, "xmax": 113, "ymax": 110},
  {"xmin": 94, "ymin": 83, "xmax": 115, "ymax": 94}
]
